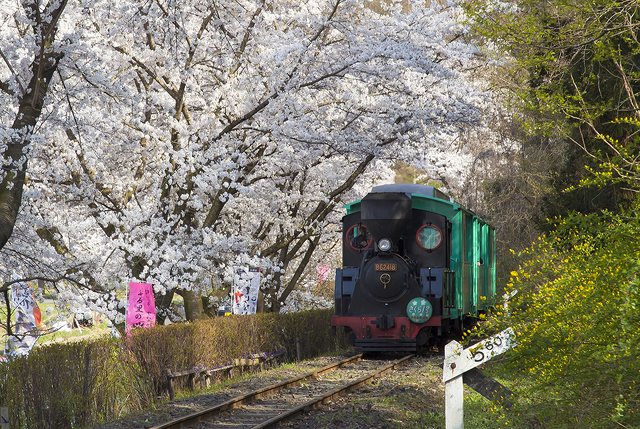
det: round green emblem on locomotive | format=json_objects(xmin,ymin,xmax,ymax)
[{"xmin": 406, "ymin": 297, "xmax": 432, "ymax": 324}]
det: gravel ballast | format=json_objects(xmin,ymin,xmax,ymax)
[{"xmin": 96, "ymin": 354, "xmax": 445, "ymax": 429}]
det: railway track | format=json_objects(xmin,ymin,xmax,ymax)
[{"xmin": 149, "ymin": 353, "xmax": 414, "ymax": 429}]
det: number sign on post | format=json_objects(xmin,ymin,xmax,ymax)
[{"xmin": 443, "ymin": 328, "xmax": 515, "ymax": 429}]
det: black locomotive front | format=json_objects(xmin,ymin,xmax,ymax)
[{"xmin": 332, "ymin": 187, "xmax": 450, "ymax": 352}]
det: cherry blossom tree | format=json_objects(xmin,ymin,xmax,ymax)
[
  {"xmin": 1, "ymin": 0, "xmax": 490, "ymax": 322},
  {"xmin": 0, "ymin": 0, "xmax": 73, "ymax": 341}
]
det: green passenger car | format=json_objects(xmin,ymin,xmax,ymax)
[{"xmin": 332, "ymin": 184, "xmax": 496, "ymax": 352}]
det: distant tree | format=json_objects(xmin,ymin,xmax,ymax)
[{"xmin": 466, "ymin": 0, "xmax": 640, "ymax": 216}]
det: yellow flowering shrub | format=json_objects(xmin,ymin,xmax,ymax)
[{"xmin": 479, "ymin": 206, "xmax": 640, "ymax": 428}]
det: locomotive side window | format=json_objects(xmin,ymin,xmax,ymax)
[
  {"xmin": 416, "ymin": 224, "xmax": 443, "ymax": 251},
  {"xmin": 346, "ymin": 223, "xmax": 373, "ymax": 251}
]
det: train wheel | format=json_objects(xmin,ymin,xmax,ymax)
[
  {"xmin": 416, "ymin": 328, "xmax": 432, "ymax": 355},
  {"xmin": 416, "ymin": 328, "xmax": 430, "ymax": 346}
]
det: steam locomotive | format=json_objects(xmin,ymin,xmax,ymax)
[{"xmin": 331, "ymin": 184, "xmax": 496, "ymax": 352}]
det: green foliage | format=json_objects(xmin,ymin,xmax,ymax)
[
  {"xmin": 466, "ymin": 0, "xmax": 640, "ymax": 216},
  {"xmin": 568, "ymin": 116, "xmax": 640, "ymax": 193},
  {"xmin": 466, "ymin": 0, "xmax": 640, "ymax": 122},
  {"xmin": 462, "ymin": 2, "xmax": 640, "ymax": 425},
  {"xmin": 465, "ymin": 387, "xmax": 520, "ymax": 429},
  {"xmin": 0, "ymin": 309, "xmax": 342, "ymax": 428},
  {"xmin": 475, "ymin": 204, "xmax": 640, "ymax": 427}
]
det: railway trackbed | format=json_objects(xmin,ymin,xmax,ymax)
[{"xmin": 149, "ymin": 353, "xmax": 414, "ymax": 429}]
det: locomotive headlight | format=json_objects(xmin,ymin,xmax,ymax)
[{"xmin": 378, "ymin": 238, "xmax": 392, "ymax": 252}]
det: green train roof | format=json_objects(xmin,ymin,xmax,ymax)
[
  {"xmin": 344, "ymin": 184, "xmax": 489, "ymax": 225},
  {"xmin": 371, "ymin": 184, "xmax": 449, "ymax": 199}
]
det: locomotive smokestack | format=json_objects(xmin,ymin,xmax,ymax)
[{"xmin": 360, "ymin": 192, "xmax": 412, "ymax": 244}]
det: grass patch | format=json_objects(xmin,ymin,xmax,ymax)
[{"xmin": 465, "ymin": 387, "xmax": 515, "ymax": 429}]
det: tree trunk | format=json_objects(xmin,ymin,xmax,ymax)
[
  {"xmin": 155, "ymin": 289, "xmax": 175, "ymax": 324},
  {"xmin": 257, "ymin": 290, "xmax": 265, "ymax": 313},
  {"xmin": 277, "ymin": 236, "xmax": 320, "ymax": 307},
  {"xmin": 0, "ymin": 0, "xmax": 68, "ymax": 250},
  {"xmin": 179, "ymin": 289, "xmax": 207, "ymax": 321}
]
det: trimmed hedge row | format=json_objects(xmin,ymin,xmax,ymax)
[
  {"xmin": 128, "ymin": 310, "xmax": 342, "ymax": 393},
  {"xmin": 0, "ymin": 338, "xmax": 153, "ymax": 429},
  {"xmin": 0, "ymin": 309, "xmax": 344, "ymax": 428}
]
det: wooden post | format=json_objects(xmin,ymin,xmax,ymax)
[
  {"xmin": 444, "ymin": 341, "xmax": 464, "ymax": 429},
  {"xmin": 165, "ymin": 370, "xmax": 175, "ymax": 400},
  {"xmin": 443, "ymin": 328, "xmax": 515, "ymax": 429}
]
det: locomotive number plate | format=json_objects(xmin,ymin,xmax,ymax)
[{"xmin": 375, "ymin": 263, "xmax": 397, "ymax": 271}]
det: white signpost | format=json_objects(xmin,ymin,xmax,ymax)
[
  {"xmin": 443, "ymin": 328, "xmax": 515, "ymax": 429},
  {"xmin": 232, "ymin": 267, "xmax": 261, "ymax": 315}
]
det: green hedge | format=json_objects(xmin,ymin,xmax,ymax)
[{"xmin": 0, "ymin": 309, "xmax": 344, "ymax": 428}]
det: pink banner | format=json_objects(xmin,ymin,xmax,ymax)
[{"xmin": 125, "ymin": 281, "xmax": 156, "ymax": 336}]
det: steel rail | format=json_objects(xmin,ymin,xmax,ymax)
[
  {"xmin": 251, "ymin": 354, "xmax": 414, "ymax": 429},
  {"xmin": 149, "ymin": 353, "xmax": 363, "ymax": 429}
]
